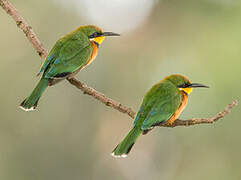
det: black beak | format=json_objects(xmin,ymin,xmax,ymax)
[
  {"xmin": 189, "ymin": 83, "xmax": 209, "ymax": 88},
  {"xmin": 102, "ymin": 32, "xmax": 120, "ymax": 37}
]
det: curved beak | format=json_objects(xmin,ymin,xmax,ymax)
[
  {"xmin": 190, "ymin": 83, "xmax": 209, "ymax": 88},
  {"xmin": 102, "ymin": 32, "xmax": 120, "ymax": 37}
]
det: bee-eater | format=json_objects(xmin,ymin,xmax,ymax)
[
  {"xmin": 112, "ymin": 74, "xmax": 209, "ymax": 157},
  {"xmin": 20, "ymin": 25, "xmax": 120, "ymax": 111}
]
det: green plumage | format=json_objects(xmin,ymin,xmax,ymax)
[
  {"xmin": 112, "ymin": 74, "xmax": 191, "ymax": 157},
  {"xmin": 40, "ymin": 30, "xmax": 93, "ymax": 78},
  {"xmin": 20, "ymin": 78, "xmax": 49, "ymax": 111},
  {"xmin": 112, "ymin": 127, "xmax": 142, "ymax": 157},
  {"xmin": 20, "ymin": 25, "xmax": 103, "ymax": 111}
]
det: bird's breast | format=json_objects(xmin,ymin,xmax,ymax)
[
  {"xmin": 166, "ymin": 91, "xmax": 188, "ymax": 125},
  {"xmin": 87, "ymin": 41, "xmax": 99, "ymax": 66}
]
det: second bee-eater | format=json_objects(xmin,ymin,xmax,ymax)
[
  {"xmin": 112, "ymin": 74, "xmax": 209, "ymax": 157},
  {"xmin": 20, "ymin": 25, "xmax": 120, "ymax": 111}
]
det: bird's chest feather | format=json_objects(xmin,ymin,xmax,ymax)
[
  {"xmin": 166, "ymin": 91, "xmax": 188, "ymax": 125},
  {"xmin": 87, "ymin": 41, "xmax": 98, "ymax": 66}
]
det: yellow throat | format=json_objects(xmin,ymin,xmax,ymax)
[
  {"xmin": 93, "ymin": 36, "xmax": 105, "ymax": 45},
  {"xmin": 179, "ymin": 87, "xmax": 193, "ymax": 95}
]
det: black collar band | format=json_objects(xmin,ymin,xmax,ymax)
[
  {"xmin": 181, "ymin": 90, "xmax": 188, "ymax": 96},
  {"xmin": 93, "ymin": 41, "xmax": 99, "ymax": 48}
]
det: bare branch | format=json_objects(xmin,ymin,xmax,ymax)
[
  {"xmin": 1, "ymin": 0, "xmax": 237, "ymax": 126},
  {"xmin": 162, "ymin": 100, "xmax": 238, "ymax": 127},
  {"xmin": 67, "ymin": 78, "xmax": 136, "ymax": 119},
  {"xmin": 0, "ymin": 0, "xmax": 48, "ymax": 58}
]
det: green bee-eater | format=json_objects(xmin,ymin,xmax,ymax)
[
  {"xmin": 20, "ymin": 25, "xmax": 120, "ymax": 111},
  {"xmin": 112, "ymin": 74, "xmax": 209, "ymax": 157}
]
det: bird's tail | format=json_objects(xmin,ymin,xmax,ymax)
[
  {"xmin": 19, "ymin": 78, "xmax": 49, "ymax": 111},
  {"xmin": 112, "ymin": 126, "xmax": 142, "ymax": 158}
]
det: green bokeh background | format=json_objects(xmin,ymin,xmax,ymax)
[{"xmin": 0, "ymin": 0, "xmax": 240, "ymax": 179}]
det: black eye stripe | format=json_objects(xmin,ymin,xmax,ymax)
[
  {"xmin": 178, "ymin": 83, "xmax": 191, "ymax": 88},
  {"xmin": 89, "ymin": 32, "xmax": 102, "ymax": 39}
]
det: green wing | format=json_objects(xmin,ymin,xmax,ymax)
[
  {"xmin": 39, "ymin": 41, "xmax": 63, "ymax": 75},
  {"xmin": 133, "ymin": 83, "xmax": 161, "ymax": 127},
  {"xmin": 39, "ymin": 33, "xmax": 92, "ymax": 78},
  {"xmin": 141, "ymin": 93, "xmax": 182, "ymax": 130},
  {"xmin": 134, "ymin": 81, "xmax": 183, "ymax": 130}
]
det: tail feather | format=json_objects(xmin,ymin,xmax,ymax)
[
  {"xmin": 19, "ymin": 78, "xmax": 49, "ymax": 111},
  {"xmin": 112, "ymin": 126, "xmax": 142, "ymax": 158}
]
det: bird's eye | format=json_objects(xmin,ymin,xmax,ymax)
[
  {"xmin": 183, "ymin": 83, "xmax": 190, "ymax": 88},
  {"xmin": 89, "ymin": 32, "xmax": 99, "ymax": 39},
  {"xmin": 178, "ymin": 83, "xmax": 190, "ymax": 88},
  {"xmin": 93, "ymin": 32, "xmax": 98, "ymax": 37}
]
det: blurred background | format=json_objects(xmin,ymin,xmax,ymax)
[{"xmin": 0, "ymin": 0, "xmax": 241, "ymax": 179}]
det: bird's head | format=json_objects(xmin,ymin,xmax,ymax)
[
  {"xmin": 81, "ymin": 25, "xmax": 120, "ymax": 47},
  {"xmin": 165, "ymin": 74, "xmax": 209, "ymax": 95}
]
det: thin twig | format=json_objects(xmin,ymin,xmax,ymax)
[
  {"xmin": 67, "ymin": 78, "xmax": 136, "ymax": 118},
  {"xmin": 162, "ymin": 100, "xmax": 238, "ymax": 127},
  {"xmin": 1, "ymin": 0, "xmax": 237, "ymax": 126},
  {"xmin": 0, "ymin": 0, "xmax": 48, "ymax": 58}
]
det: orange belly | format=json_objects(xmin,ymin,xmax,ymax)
[{"xmin": 166, "ymin": 91, "xmax": 188, "ymax": 125}]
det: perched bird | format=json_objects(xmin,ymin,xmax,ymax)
[
  {"xmin": 20, "ymin": 25, "xmax": 120, "ymax": 111},
  {"xmin": 112, "ymin": 74, "xmax": 209, "ymax": 157}
]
